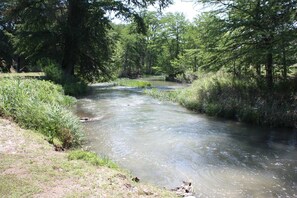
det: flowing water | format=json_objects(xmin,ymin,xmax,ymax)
[{"xmin": 76, "ymin": 81, "xmax": 297, "ymax": 197}]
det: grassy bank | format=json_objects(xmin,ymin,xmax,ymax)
[
  {"xmin": 0, "ymin": 118, "xmax": 176, "ymax": 197},
  {"xmin": 145, "ymin": 72, "xmax": 297, "ymax": 128},
  {"xmin": 0, "ymin": 78, "xmax": 177, "ymax": 197},
  {"xmin": 0, "ymin": 78, "xmax": 83, "ymax": 148},
  {"xmin": 115, "ymin": 79, "xmax": 151, "ymax": 88}
]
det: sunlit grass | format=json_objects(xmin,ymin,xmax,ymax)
[
  {"xmin": 145, "ymin": 72, "xmax": 297, "ymax": 128},
  {"xmin": 0, "ymin": 72, "xmax": 45, "ymax": 78},
  {"xmin": 0, "ymin": 78, "xmax": 83, "ymax": 147},
  {"xmin": 68, "ymin": 150, "xmax": 118, "ymax": 169},
  {"xmin": 115, "ymin": 79, "xmax": 151, "ymax": 88}
]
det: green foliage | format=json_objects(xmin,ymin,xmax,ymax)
[
  {"xmin": 68, "ymin": 150, "xmax": 118, "ymax": 169},
  {"xmin": 0, "ymin": 78, "xmax": 83, "ymax": 147},
  {"xmin": 115, "ymin": 79, "xmax": 151, "ymax": 88},
  {"xmin": 0, "ymin": 1, "xmax": 13, "ymax": 72},
  {"xmin": 40, "ymin": 59, "xmax": 89, "ymax": 96},
  {"xmin": 113, "ymin": 12, "xmax": 189, "ymax": 79},
  {"xmin": 62, "ymin": 80, "xmax": 89, "ymax": 97},
  {"xmin": 113, "ymin": 3, "xmax": 297, "ymax": 87},
  {"xmin": 2, "ymin": 0, "xmax": 171, "ymax": 81},
  {"xmin": 197, "ymin": 0, "xmax": 297, "ymax": 87},
  {"xmin": 40, "ymin": 59, "xmax": 63, "ymax": 84}
]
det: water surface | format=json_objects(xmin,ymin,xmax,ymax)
[{"xmin": 76, "ymin": 82, "xmax": 297, "ymax": 197}]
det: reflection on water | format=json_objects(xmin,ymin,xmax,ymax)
[{"xmin": 76, "ymin": 83, "xmax": 297, "ymax": 197}]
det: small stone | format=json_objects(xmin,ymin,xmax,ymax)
[{"xmin": 132, "ymin": 177, "xmax": 140, "ymax": 182}]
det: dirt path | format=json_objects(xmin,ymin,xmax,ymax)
[{"xmin": 0, "ymin": 118, "xmax": 176, "ymax": 197}]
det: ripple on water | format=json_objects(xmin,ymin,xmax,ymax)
[
  {"xmin": 193, "ymin": 167, "xmax": 284, "ymax": 197},
  {"xmin": 77, "ymin": 86, "xmax": 297, "ymax": 198}
]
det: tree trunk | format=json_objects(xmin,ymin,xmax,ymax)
[
  {"xmin": 17, "ymin": 56, "xmax": 21, "ymax": 73},
  {"xmin": 123, "ymin": 52, "xmax": 128, "ymax": 77},
  {"xmin": 193, "ymin": 56, "xmax": 197, "ymax": 72},
  {"xmin": 61, "ymin": 0, "xmax": 85, "ymax": 77},
  {"xmin": 265, "ymin": 52, "xmax": 273, "ymax": 89},
  {"xmin": 62, "ymin": 37, "xmax": 76, "ymax": 76},
  {"xmin": 282, "ymin": 47, "xmax": 287, "ymax": 80},
  {"xmin": 233, "ymin": 60, "xmax": 237, "ymax": 77},
  {"xmin": 256, "ymin": 64, "xmax": 261, "ymax": 77}
]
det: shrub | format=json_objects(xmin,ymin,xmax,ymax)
[
  {"xmin": 62, "ymin": 77, "xmax": 89, "ymax": 96},
  {"xmin": 39, "ymin": 59, "xmax": 63, "ymax": 84},
  {"xmin": 0, "ymin": 78, "xmax": 83, "ymax": 147},
  {"xmin": 40, "ymin": 58, "xmax": 89, "ymax": 96}
]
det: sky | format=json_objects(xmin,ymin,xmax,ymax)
[
  {"xmin": 161, "ymin": 0, "xmax": 207, "ymax": 21},
  {"xmin": 111, "ymin": 0, "xmax": 209, "ymax": 24}
]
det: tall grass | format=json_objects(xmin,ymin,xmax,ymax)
[
  {"xmin": 115, "ymin": 79, "xmax": 151, "ymax": 88},
  {"xmin": 0, "ymin": 78, "xmax": 83, "ymax": 147},
  {"xmin": 146, "ymin": 72, "xmax": 297, "ymax": 128}
]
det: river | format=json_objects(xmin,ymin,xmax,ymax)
[{"xmin": 75, "ymin": 80, "xmax": 297, "ymax": 197}]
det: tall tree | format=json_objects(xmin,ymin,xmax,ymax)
[
  {"xmin": 0, "ymin": 0, "xmax": 14, "ymax": 72},
  {"xmin": 199, "ymin": 0, "xmax": 297, "ymax": 88},
  {"xmin": 3, "ymin": 0, "xmax": 172, "ymax": 81},
  {"xmin": 156, "ymin": 12, "xmax": 189, "ymax": 78}
]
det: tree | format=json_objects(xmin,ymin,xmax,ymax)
[
  {"xmin": 112, "ymin": 11, "xmax": 191, "ymax": 78},
  {"xmin": 3, "ymin": 0, "xmax": 172, "ymax": 81},
  {"xmin": 154, "ymin": 12, "xmax": 189, "ymax": 78},
  {"xmin": 198, "ymin": 0, "xmax": 297, "ymax": 88},
  {"xmin": 113, "ymin": 23, "xmax": 147, "ymax": 78},
  {"xmin": 0, "ymin": 0, "xmax": 13, "ymax": 72}
]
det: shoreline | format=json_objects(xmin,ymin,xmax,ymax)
[{"xmin": 0, "ymin": 118, "xmax": 177, "ymax": 197}]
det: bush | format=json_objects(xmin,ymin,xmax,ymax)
[
  {"xmin": 0, "ymin": 78, "xmax": 83, "ymax": 147},
  {"xmin": 40, "ymin": 59, "xmax": 89, "ymax": 96},
  {"xmin": 62, "ymin": 77, "xmax": 89, "ymax": 96},
  {"xmin": 39, "ymin": 59, "xmax": 63, "ymax": 84}
]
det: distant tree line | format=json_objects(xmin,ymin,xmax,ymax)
[
  {"xmin": 1, "ymin": 0, "xmax": 297, "ymax": 90},
  {"xmin": 113, "ymin": 0, "xmax": 297, "ymax": 89},
  {"xmin": 0, "ymin": 0, "xmax": 171, "ymax": 82}
]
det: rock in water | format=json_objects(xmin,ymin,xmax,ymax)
[
  {"xmin": 132, "ymin": 177, "xmax": 140, "ymax": 182},
  {"xmin": 171, "ymin": 181, "xmax": 194, "ymax": 197}
]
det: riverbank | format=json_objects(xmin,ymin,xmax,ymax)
[
  {"xmin": 145, "ymin": 72, "xmax": 297, "ymax": 128},
  {"xmin": 0, "ymin": 77, "xmax": 177, "ymax": 197},
  {"xmin": 0, "ymin": 118, "xmax": 177, "ymax": 197}
]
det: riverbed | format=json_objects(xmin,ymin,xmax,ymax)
[{"xmin": 76, "ymin": 81, "xmax": 297, "ymax": 197}]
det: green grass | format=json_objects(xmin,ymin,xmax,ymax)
[
  {"xmin": 68, "ymin": 150, "xmax": 118, "ymax": 169},
  {"xmin": 0, "ymin": 72, "xmax": 45, "ymax": 78},
  {"xmin": 144, "ymin": 88, "xmax": 179, "ymax": 101},
  {"xmin": 0, "ymin": 78, "xmax": 83, "ymax": 147},
  {"xmin": 145, "ymin": 72, "xmax": 297, "ymax": 128},
  {"xmin": 115, "ymin": 79, "xmax": 151, "ymax": 88}
]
